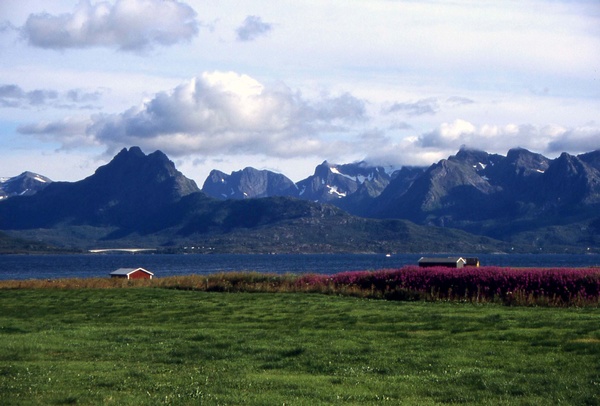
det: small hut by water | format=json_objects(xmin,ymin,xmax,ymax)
[{"xmin": 110, "ymin": 267, "xmax": 154, "ymax": 280}]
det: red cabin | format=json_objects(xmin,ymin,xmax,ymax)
[{"xmin": 110, "ymin": 267, "xmax": 154, "ymax": 280}]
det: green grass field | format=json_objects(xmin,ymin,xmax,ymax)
[{"xmin": 1, "ymin": 289, "xmax": 599, "ymax": 405}]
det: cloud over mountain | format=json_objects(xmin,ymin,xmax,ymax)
[
  {"xmin": 20, "ymin": 71, "xmax": 367, "ymax": 158},
  {"xmin": 15, "ymin": 66, "xmax": 600, "ymax": 171},
  {"xmin": 416, "ymin": 119, "xmax": 600, "ymax": 156},
  {"xmin": 20, "ymin": 0, "xmax": 199, "ymax": 51},
  {"xmin": 547, "ymin": 126, "xmax": 600, "ymax": 154}
]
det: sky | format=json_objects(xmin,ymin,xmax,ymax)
[{"xmin": 0, "ymin": 0, "xmax": 599, "ymax": 185}]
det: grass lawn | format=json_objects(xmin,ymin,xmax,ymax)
[{"xmin": 0, "ymin": 289, "xmax": 599, "ymax": 405}]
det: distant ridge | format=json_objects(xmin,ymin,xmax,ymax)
[
  {"xmin": 199, "ymin": 147, "xmax": 600, "ymax": 250},
  {"xmin": 0, "ymin": 146, "xmax": 599, "ymax": 253}
]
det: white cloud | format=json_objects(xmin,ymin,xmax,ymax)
[
  {"xmin": 384, "ymin": 98, "xmax": 440, "ymax": 117},
  {"xmin": 236, "ymin": 15, "xmax": 272, "ymax": 42},
  {"xmin": 547, "ymin": 125, "xmax": 600, "ymax": 154},
  {"xmin": 17, "ymin": 117, "xmax": 96, "ymax": 150},
  {"xmin": 415, "ymin": 119, "xmax": 600, "ymax": 158},
  {"xmin": 21, "ymin": 71, "xmax": 367, "ymax": 158},
  {"xmin": 20, "ymin": 0, "xmax": 199, "ymax": 51},
  {"xmin": 419, "ymin": 119, "xmax": 476, "ymax": 148},
  {"xmin": 0, "ymin": 84, "xmax": 102, "ymax": 109}
]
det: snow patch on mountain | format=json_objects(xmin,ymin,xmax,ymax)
[
  {"xmin": 327, "ymin": 185, "xmax": 347, "ymax": 198},
  {"xmin": 0, "ymin": 172, "xmax": 52, "ymax": 199},
  {"xmin": 330, "ymin": 165, "xmax": 377, "ymax": 184},
  {"xmin": 330, "ymin": 166, "xmax": 356, "ymax": 182}
]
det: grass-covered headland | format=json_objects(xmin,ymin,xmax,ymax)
[{"xmin": 1, "ymin": 267, "xmax": 599, "ymax": 405}]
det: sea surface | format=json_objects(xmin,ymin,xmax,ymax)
[{"xmin": 0, "ymin": 253, "xmax": 599, "ymax": 280}]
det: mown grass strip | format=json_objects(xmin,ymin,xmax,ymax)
[{"xmin": 0, "ymin": 289, "xmax": 599, "ymax": 405}]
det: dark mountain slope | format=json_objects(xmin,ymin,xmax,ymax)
[
  {"xmin": 295, "ymin": 161, "xmax": 391, "ymax": 203},
  {"xmin": 114, "ymin": 195, "xmax": 508, "ymax": 253},
  {"xmin": 340, "ymin": 166, "xmax": 425, "ymax": 216},
  {"xmin": 540, "ymin": 152, "xmax": 600, "ymax": 207},
  {"xmin": 202, "ymin": 167, "xmax": 298, "ymax": 200},
  {"xmin": 368, "ymin": 148, "xmax": 600, "ymax": 246},
  {"xmin": 0, "ymin": 147, "xmax": 199, "ymax": 229},
  {"xmin": 0, "ymin": 230, "xmax": 70, "ymax": 253},
  {"xmin": 2, "ymin": 146, "xmax": 599, "ymax": 253},
  {"xmin": 373, "ymin": 149, "xmax": 503, "ymax": 223},
  {"xmin": 579, "ymin": 150, "xmax": 600, "ymax": 171},
  {"xmin": 0, "ymin": 147, "xmax": 510, "ymax": 252}
]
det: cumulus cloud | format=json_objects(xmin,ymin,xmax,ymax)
[
  {"xmin": 16, "ymin": 68, "xmax": 599, "ymax": 170},
  {"xmin": 0, "ymin": 84, "xmax": 102, "ymax": 109},
  {"xmin": 20, "ymin": 71, "xmax": 367, "ymax": 158},
  {"xmin": 21, "ymin": 0, "xmax": 199, "ymax": 51},
  {"xmin": 416, "ymin": 119, "xmax": 600, "ymax": 156},
  {"xmin": 418, "ymin": 119, "xmax": 476, "ymax": 148},
  {"xmin": 547, "ymin": 126, "xmax": 600, "ymax": 154},
  {"xmin": 236, "ymin": 15, "xmax": 272, "ymax": 42},
  {"xmin": 358, "ymin": 119, "xmax": 600, "ymax": 171}
]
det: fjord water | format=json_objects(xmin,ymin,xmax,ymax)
[{"xmin": 0, "ymin": 253, "xmax": 599, "ymax": 280}]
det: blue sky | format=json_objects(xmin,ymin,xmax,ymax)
[{"xmin": 0, "ymin": 0, "xmax": 598, "ymax": 184}]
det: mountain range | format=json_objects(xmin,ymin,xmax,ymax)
[
  {"xmin": 0, "ymin": 146, "xmax": 599, "ymax": 253},
  {"xmin": 201, "ymin": 147, "xmax": 600, "ymax": 249}
]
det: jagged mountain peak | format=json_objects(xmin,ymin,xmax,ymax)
[
  {"xmin": 0, "ymin": 146, "xmax": 200, "ymax": 229},
  {"xmin": 93, "ymin": 146, "xmax": 194, "ymax": 190},
  {"xmin": 539, "ymin": 152, "xmax": 600, "ymax": 205},
  {"xmin": 0, "ymin": 171, "xmax": 53, "ymax": 200},
  {"xmin": 106, "ymin": 146, "xmax": 147, "ymax": 167},
  {"xmin": 202, "ymin": 166, "xmax": 297, "ymax": 200},
  {"xmin": 100, "ymin": 146, "xmax": 171, "ymax": 171},
  {"xmin": 579, "ymin": 150, "xmax": 600, "ymax": 171},
  {"xmin": 449, "ymin": 148, "xmax": 504, "ymax": 172},
  {"xmin": 546, "ymin": 152, "xmax": 590, "ymax": 180},
  {"xmin": 296, "ymin": 160, "xmax": 390, "ymax": 203},
  {"xmin": 546, "ymin": 151, "xmax": 600, "ymax": 181},
  {"xmin": 371, "ymin": 147, "xmax": 600, "ymax": 235},
  {"xmin": 6, "ymin": 171, "xmax": 52, "ymax": 183},
  {"xmin": 310, "ymin": 160, "xmax": 388, "ymax": 181},
  {"xmin": 451, "ymin": 147, "xmax": 488, "ymax": 162},
  {"xmin": 505, "ymin": 147, "xmax": 549, "ymax": 169},
  {"xmin": 119, "ymin": 145, "xmax": 145, "ymax": 157}
]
